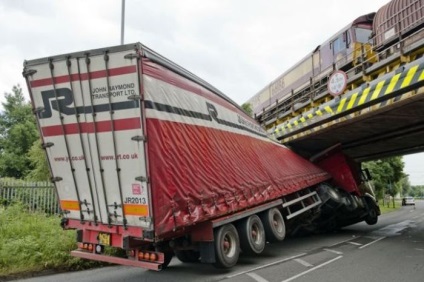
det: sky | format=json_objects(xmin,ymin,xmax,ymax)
[{"xmin": 0, "ymin": 0, "xmax": 423, "ymax": 185}]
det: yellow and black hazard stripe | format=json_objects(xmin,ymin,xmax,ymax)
[{"xmin": 271, "ymin": 59, "xmax": 424, "ymax": 139}]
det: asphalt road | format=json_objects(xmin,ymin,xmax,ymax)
[{"xmin": 17, "ymin": 201, "xmax": 424, "ymax": 282}]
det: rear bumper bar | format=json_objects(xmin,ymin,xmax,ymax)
[{"xmin": 71, "ymin": 250, "xmax": 162, "ymax": 271}]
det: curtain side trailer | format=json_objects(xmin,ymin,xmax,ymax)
[{"xmin": 23, "ymin": 43, "xmax": 380, "ymax": 270}]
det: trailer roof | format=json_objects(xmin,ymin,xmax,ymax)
[{"xmin": 23, "ymin": 42, "xmax": 240, "ymax": 111}]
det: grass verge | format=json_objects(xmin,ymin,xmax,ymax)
[
  {"xmin": 379, "ymin": 200, "xmax": 402, "ymax": 214},
  {"xmin": 0, "ymin": 203, "xmax": 106, "ymax": 280}
]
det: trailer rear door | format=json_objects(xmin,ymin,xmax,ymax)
[{"xmin": 24, "ymin": 45, "xmax": 152, "ymax": 229}]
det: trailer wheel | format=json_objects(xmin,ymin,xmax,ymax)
[
  {"xmin": 260, "ymin": 208, "xmax": 286, "ymax": 242},
  {"xmin": 237, "ymin": 215, "xmax": 266, "ymax": 255},
  {"xmin": 175, "ymin": 250, "xmax": 200, "ymax": 263},
  {"xmin": 213, "ymin": 224, "xmax": 240, "ymax": 269}
]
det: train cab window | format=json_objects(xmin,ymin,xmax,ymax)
[
  {"xmin": 332, "ymin": 36, "xmax": 346, "ymax": 54},
  {"xmin": 355, "ymin": 27, "xmax": 372, "ymax": 43}
]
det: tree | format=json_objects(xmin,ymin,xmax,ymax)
[
  {"xmin": 363, "ymin": 156, "xmax": 406, "ymax": 201},
  {"xmin": 399, "ymin": 177, "xmax": 411, "ymax": 196},
  {"xmin": 410, "ymin": 185, "xmax": 424, "ymax": 198},
  {"xmin": 0, "ymin": 85, "xmax": 38, "ymax": 178},
  {"xmin": 26, "ymin": 139, "xmax": 50, "ymax": 181},
  {"xmin": 241, "ymin": 103, "xmax": 253, "ymax": 117}
]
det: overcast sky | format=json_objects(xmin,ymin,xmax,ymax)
[{"xmin": 0, "ymin": 0, "xmax": 423, "ymax": 185}]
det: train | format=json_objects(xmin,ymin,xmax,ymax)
[{"xmin": 246, "ymin": 0, "xmax": 424, "ymax": 123}]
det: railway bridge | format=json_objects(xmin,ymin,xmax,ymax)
[{"xmin": 256, "ymin": 35, "xmax": 424, "ymax": 162}]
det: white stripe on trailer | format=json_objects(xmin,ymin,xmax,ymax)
[{"xmin": 144, "ymin": 76, "xmax": 270, "ymax": 140}]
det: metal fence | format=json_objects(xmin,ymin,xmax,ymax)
[{"xmin": 0, "ymin": 181, "xmax": 60, "ymax": 214}]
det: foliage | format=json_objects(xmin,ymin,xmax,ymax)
[
  {"xmin": 0, "ymin": 203, "xmax": 105, "ymax": 278},
  {"xmin": 27, "ymin": 139, "xmax": 50, "ymax": 181},
  {"xmin": 0, "ymin": 85, "xmax": 38, "ymax": 179},
  {"xmin": 399, "ymin": 177, "xmax": 411, "ymax": 196},
  {"xmin": 379, "ymin": 199, "xmax": 401, "ymax": 214},
  {"xmin": 241, "ymin": 102, "xmax": 253, "ymax": 117},
  {"xmin": 363, "ymin": 156, "xmax": 406, "ymax": 199},
  {"xmin": 409, "ymin": 185, "xmax": 424, "ymax": 198}
]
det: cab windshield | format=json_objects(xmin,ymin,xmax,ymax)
[{"xmin": 355, "ymin": 27, "xmax": 372, "ymax": 43}]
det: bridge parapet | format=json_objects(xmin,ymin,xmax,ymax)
[{"xmin": 270, "ymin": 57, "xmax": 424, "ymax": 144}]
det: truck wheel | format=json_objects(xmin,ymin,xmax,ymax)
[
  {"xmin": 365, "ymin": 209, "xmax": 378, "ymax": 225},
  {"xmin": 364, "ymin": 197, "xmax": 379, "ymax": 225},
  {"xmin": 237, "ymin": 215, "xmax": 266, "ymax": 255},
  {"xmin": 213, "ymin": 224, "xmax": 240, "ymax": 268},
  {"xmin": 365, "ymin": 207, "xmax": 378, "ymax": 225},
  {"xmin": 175, "ymin": 250, "xmax": 200, "ymax": 263},
  {"xmin": 260, "ymin": 208, "xmax": 286, "ymax": 242}
]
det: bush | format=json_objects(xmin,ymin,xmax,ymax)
[{"xmin": 0, "ymin": 203, "xmax": 103, "ymax": 279}]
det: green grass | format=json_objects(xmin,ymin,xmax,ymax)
[
  {"xmin": 379, "ymin": 199, "xmax": 402, "ymax": 214},
  {"xmin": 0, "ymin": 203, "xmax": 104, "ymax": 279}
]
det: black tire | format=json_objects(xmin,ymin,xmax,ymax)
[
  {"xmin": 175, "ymin": 250, "xmax": 200, "ymax": 263},
  {"xmin": 213, "ymin": 224, "xmax": 240, "ymax": 269},
  {"xmin": 237, "ymin": 215, "xmax": 266, "ymax": 255},
  {"xmin": 260, "ymin": 208, "xmax": 286, "ymax": 242},
  {"xmin": 364, "ymin": 197, "xmax": 379, "ymax": 225},
  {"xmin": 365, "ymin": 207, "xmax": 378, "ymax": 225}
]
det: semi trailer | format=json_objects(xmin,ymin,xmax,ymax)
[{"xmin": 23, "ymin": 43, "xmax": 380, "ymax": 270}]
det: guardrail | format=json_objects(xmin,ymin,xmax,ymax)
[{"xmin": 0, "ymin": 181, "xmax": 60, "ymax": 214}]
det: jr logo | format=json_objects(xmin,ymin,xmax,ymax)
[
  {"xmin": 38, "ymin": 88, "xmax": 139, "ymax": 119},
  {"xmin": 39, "ymin": 88, "xmax": 74, "ymax": 119},
  {"xmin": 206, "ymin": 102, "xmax": 219, "ymax": 122}
]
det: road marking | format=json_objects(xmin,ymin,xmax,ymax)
[
  {"xmin": 359, "ymin": 236, "xmax": 386, "ymax": 249},
  {"xmin": 329, "ymin": 236, "xmax": 360, "ymax": 247},
  {"xmin": 347, "ymin": 241, "xmax": 362, "ymax": 246},
  {"xmin": 246, "ymin": 272, "xmax": 269, "ymax": 282},
  {"xmin": 294, "ymin": 258, "xmax": 313, "ymax": 267},
  {"xmin": 281, "ymin": 256, "xmax": 343, "ymax": 282},
  {"xmin": 323, "ymin": 248, "xmax": 343, "ymax": 255},
  {"xmin": 226, "ymin": 253, "xmax": 307, "ymax": 279}
]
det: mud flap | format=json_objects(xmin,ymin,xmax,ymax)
[{"xmin": 199, "ymin": 242, "xmax": 215, "ymax": 263}]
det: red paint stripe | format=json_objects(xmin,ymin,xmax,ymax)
[
  {"xmin": 41, "ymin": 117, "xmax": 141, "ymax": 136},
  {"xmin": 142, "ymin": 59, "xmax": 253, "ymax": 120},
  {"xmin": 30, "ymin": 66, "xmax": 137, "ymax": 88}
]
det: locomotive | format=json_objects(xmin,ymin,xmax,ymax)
[{"xmin": 246, "ymin": 0, "xmax": 424, "ymax": 125}]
